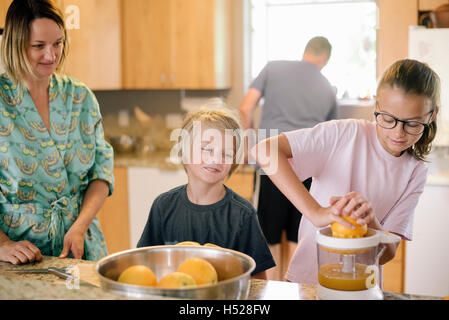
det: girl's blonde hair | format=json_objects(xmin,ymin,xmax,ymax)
[
  {"xmin": 377, "ymin": 59, "xmax": 440, "ymax": 161},
  {"xmin": 1, "ymin": 0, "xmax": 69, "ymax": 85},
  {"xmin": 180, "ymin": 106, "xmax": 244, "ymax": 177}
]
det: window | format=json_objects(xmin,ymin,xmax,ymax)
[{"xmin": 250, "ymin": 0, "xmax": 377, "ymax": 99}]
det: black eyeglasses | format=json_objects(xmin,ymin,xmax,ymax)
[{"xmin": 374, "ymin": 108, "xmax": 435, "ymax": 135}]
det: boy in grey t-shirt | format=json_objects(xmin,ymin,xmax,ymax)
[
  {"xmin": 137, "ymin": 108, "xmax": 275, "ymax": 278},
  {"xmin": 137, "ymin": 184, "xmax": 275, "ymax": 276}
]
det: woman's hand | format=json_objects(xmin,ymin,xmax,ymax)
[
  {"xmin": 58, "ymin": 179, "xmax": 109, "ymax": 260},
  {"xmin": 0, "ymin": 239, "xmax": 43, "ymax": 265},
  {"xmin": 59, "ymin": 224, "xmax": 86, "ymax": 259},
  {"xmin": 329, "ymin": 191, "xmax": 374, "ymax": 226}
]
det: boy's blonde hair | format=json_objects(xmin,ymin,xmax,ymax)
[
  {"xmin": 1, "ymin": 0, "xmax": 69, "ymax": 85},
  {"xmin": 377, "ymin": 59, "xmax": 440, "ymax": 161},
  {"xmin": 180, "ymin": 107, "xmax": 244, "ymax": 177}
]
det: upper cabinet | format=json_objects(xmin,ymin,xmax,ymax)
[
  {"xmin": 121, "ymin": 0, "xmax": 171, "ymax": 89},
  {"xmin": 122, "ymin": 0, "xmax": 233, "ymax": 90},
  {"xmin": 376, "ymin": 0, "xmax": 418, "ymax": 77},
  {"xmin": 375, "ymin": 0, "xmax": 448, "ymax": 77},
  {"xmin": 419, "ymin": 0, "xmax": 449, "ymax": 11},
  {"xmin": 61, "ymin": 0, "xmax": 122, "ymax": 90},
  {"xmin": 0, "ymin": 0, "xmax": 11, "ymax": 28},
  {"xmin": 1, "ymin": 0, "xmax": 231, "ymax": 90}
]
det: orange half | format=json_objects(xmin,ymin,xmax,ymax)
[{"xmin": 331, "ymin": 216, "xmax": 367, "ymax": 238}]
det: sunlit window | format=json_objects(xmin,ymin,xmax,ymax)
[{"xmin": 250, "ymin": 0, "xmax": 377, "ymax": 99}]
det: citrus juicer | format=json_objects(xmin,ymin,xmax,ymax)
[{"xmin": 316, "ymin": 227, "xmax": 401, "ymax": 300}]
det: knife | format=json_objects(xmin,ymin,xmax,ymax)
[{"xmin": 5, "ymin": 267, "xmax": 73, "ymax": 279}]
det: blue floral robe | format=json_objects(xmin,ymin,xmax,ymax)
[{"xmin": 0, "ymin": 73, "xmax": 114, "ymax": 261}]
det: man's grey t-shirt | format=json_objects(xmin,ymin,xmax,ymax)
[
  {"xmin": 251, "ymin": 60, "xmax": 337, "ymax": 135},
  {"xmin": 137, "ymin": 185, "xmax": 276, "ymax": 275}
]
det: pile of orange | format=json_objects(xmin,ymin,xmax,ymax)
[
  {"xmin": 175, "ymin": 241, "xmax": 220, "ymax": 248},
  {"xmin": 117, "ymin": 265, "xmax": 157, "ymax": 287},
  {"xmin": 117, "ymin": 242, "xmax": 220, "ymax": 289}
]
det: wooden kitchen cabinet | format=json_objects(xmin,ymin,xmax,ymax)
[
  {"xmin": 0, "ymin": 0, "xmax": 11, "ymax": 28},
  {"xmin": 61, "ymin": 0, "xmax": 122, "ymax": 90},
  {"xmin": 383, "ymin": 240, "xmax": 405, "ymax": 293},
  {"xmin": 122, "ymin": 0, "xmax": 233, "ymax": 89},
  {"xmin": 121, "ymin": 0, "xmax": 171, "ymax": 89},
  {"xmin": 419, "ymin": 0, "xmax": 449, "ymax": 11},
  {"xmin": 97, "ymin": 166, "xmax": 131, "ymax": 254},
  {"xmin": 170, "ymin": 0, "xmax": 232, "ymax": 89},
  {"xmin": 225, "ymin": 169, "xmax": 254, "ymax": 202},
  {"xmin": 376, "ymin": 0, "xmax": 418, "ymax": 76}
]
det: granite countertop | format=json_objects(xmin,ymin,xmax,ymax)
[
  {"xmin": 114, "ymin": 150, "xmax": 182, "ymax": 170},
  {"xmin": 0, "ymin": 256, "xmax": 442, "ymax": 300}
]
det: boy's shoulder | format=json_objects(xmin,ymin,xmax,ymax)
[
  {"xmin": 225, "ymin": 186, "xmax": 256, "ymax": 216},
  {"xmin": 153, "ymin": 185, "xmax": 186, "ymax": 206}
]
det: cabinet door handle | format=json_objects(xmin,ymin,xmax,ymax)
[
  {"xmin": 160, "ymin": 74, "xmax": 166, "ymax": 84},
  {"xmin": 170, "ymin": 74, "xmax": 174, "ymax": 85}
]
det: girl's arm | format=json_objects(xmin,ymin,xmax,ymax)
[
  {"xmin": 59, "ymin": 179, "xmax": 109, "ymax": 259},
  {"xmin": 251, "ymin": 134, "xmax": 357, "ymax": 229}
]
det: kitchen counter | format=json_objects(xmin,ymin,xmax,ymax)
[
  {"xmin": 114, "ymin": 150, "xmax": 182, "ymax": 170},
  {"xmin": 0, "ymin": 256, "xmax": 442, "ymax": 300},
  {"xmin": 426, "ymin": 172, "xmax": 449, "ymax": 186}
]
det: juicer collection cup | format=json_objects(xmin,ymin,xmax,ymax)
[{"xmin": 316, "ymin": 227, "xmax": 401, "ymax": 300}]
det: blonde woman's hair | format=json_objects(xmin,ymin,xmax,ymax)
[
  {"xmin": 179, "ymin": 106, "xmax": 244, "ymax": 178},
  {"xmin": 377, "ymin": 59, "xmax": 440, "ymax": 161},
  {"xmin": 1, "ymin": 0, "xmax": 68, "ymax": 85}
]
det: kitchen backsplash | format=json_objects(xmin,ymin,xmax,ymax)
[
  {"xmin": 94, "ymin": 89, "xmax": 230, "ymax": 118},
  {"xmin": 95, "ymin": 89, "xmax": 230, "ymax": 154}
]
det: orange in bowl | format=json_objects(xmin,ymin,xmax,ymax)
[
  {"xmin": 117, "ymin": 265, "xmax": 157, "ymax": 287},
  {"xmin": 157, "ymin": 272, "xmax": 197, "ymax": 289},
  {"xmin": 175, "ymin": 241, "xmax": 201, "ymax": 246},
  {"xmin": 177, "ymin": 257, "xmax": 218, "ymax": 286},
  {"xmin": 203, "ymin": 243, "xmax": 221, "ymax": 248},
  {"xmin": 331, "ymin": 216, "xmax": 367, "ymax": 238}
]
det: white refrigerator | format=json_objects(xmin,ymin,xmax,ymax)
[
  {"xmin": 409, "ymin": 26, "xmax": 449, "ymax": 146},
  {"xmin": 406, "ymin": 26, "xmax": 449, "ymax": 298}
]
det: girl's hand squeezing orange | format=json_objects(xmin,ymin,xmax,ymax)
[{"xmin": 329, "ymin": 191, "xmax": 374, "ymax": 226}]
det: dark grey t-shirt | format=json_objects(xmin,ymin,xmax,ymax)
[
  {"xmin": 137, "ymin": 185, "xmax": 276, "ymax": 275},
  {"xmin": 251, "ymin": 60, "xmax": 338, "ymax": 136}
]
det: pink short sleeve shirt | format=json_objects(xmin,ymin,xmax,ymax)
[{"xmin": 283, "ymin": 119, "xmax": 428, "ymax": 284}]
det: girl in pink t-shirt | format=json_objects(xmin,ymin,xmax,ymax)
[{"xmin": 253, "ymin": 59, "xmax": 441, "ymax": 284}]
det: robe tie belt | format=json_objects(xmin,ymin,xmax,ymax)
[
  {"xmin": 48, "ymin": 196, "xmax": 77, "ymax": 256},
  {"xmin": 0, "ymin": 195, "xmax": 78, "ymax": 256}
]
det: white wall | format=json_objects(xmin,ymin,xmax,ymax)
[
  {"xmin": 127, "ymin": 167, "xmax": 188, "ymax": 248},
  {"xmin": 405, "ymin": 183, "xmax": 449, "ymax": 297}
]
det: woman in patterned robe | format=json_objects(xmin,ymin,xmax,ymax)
[{"xmin": 0, "ymin": 0, "xmax": 114, "ymax": 264}]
